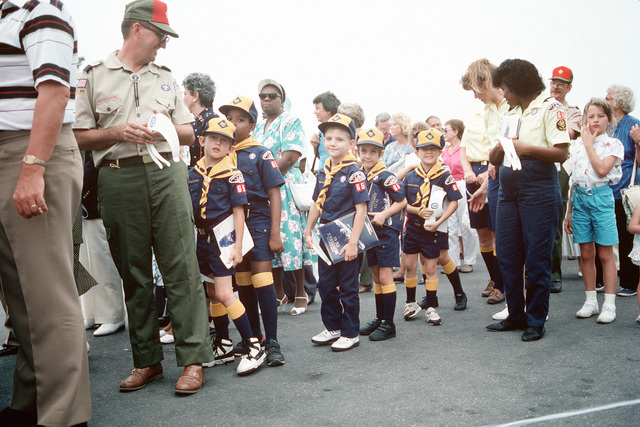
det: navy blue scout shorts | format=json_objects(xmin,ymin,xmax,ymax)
[
  {"xmin": 367, "ymin": 226, "xmax": 400, "ymax": 268},
  {"xmin": 246, "ymin": 204, "xmax": 275, "ymax": 262},
  {"xmin": 197, "ymin": 234, "xmax": 235, "ymax": 277},
  {"xmin": 403, "ymin": 223, "xmax": 448, "ymax": 259}
]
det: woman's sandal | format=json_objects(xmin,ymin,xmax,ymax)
[
  {"xmin": 277, "ymin": 295, "xmax": 289, "ymax": 312},
  {"xmin": 290, "ymin": 296, "xmax": 308, "ymax": 316}
]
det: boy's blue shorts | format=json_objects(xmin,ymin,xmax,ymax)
[
  {"xmin": 571, "ymin": 185, "xmax": 618, "ymax": 247},
  {"xmin": 246, "ymin": 204, "xmax": 274, "ymax": 262},
  {"xmin": 197, "ymin": 234, "xmax": 235, "ymax": 278},
  {"xmin": 367, "ymin": 226, "xmax": 400, "ymax": 268},
  {"xmin": 403, "ymin": 223, "xmax": 448, "ymax": 259}
]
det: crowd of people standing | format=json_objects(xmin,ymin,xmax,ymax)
[{"xmin": 2, "ymin": 0, "xmax": 640, "ymax": 425}]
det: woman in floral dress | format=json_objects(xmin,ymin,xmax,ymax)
[{"xmin": 254, "ymin": 79, "xmax": 311, "ymax": 314}]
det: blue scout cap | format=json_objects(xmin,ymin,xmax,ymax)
[
  {"xmin": 356, "ymin": 128, "xmax": 384, "ymax": 148},
  {"xmin": 219, "ymin": 96, "xmax": 259, "ymax": 124},
  {"xmin": 318, "ymin": 114, "xmax": 356, "ymax": 140},
  {"xmin": 203, "ymin": 118, "xmax": 236, "ymax": 141},
  {"xmin": 415, "ymin": 129, "xmax": 445, "ymax": 149}
]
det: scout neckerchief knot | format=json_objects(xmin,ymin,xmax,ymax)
[
  {"xmin": 366, "ymin": 160, "xmax": 387, "ymax": 182},
  {"xmin": 194, "ymin": 156, "xmax": 239, "ymax": 221},
  {"xmin": 414, "ymin": 159, "xmax": 447, "ymax": 216},
  {"xmin": 315, "ymin": 152, "xmax": 358, "ymax": 215},
  {"xmin": 229, "ymin": 135, "xmax": 262, "ymax": 167}
]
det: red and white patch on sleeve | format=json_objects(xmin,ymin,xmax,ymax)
[
  {"xmin": 271, "ymin": 160, "xmax": 279, "ymax": 169},
  {"xmin": 392, "ymin": 183, "xmax": 401, "ymax": 192},
  {"xmin": 237, "ymin": 184, "xmax": 246, "ymax": 194},
  {"xmin": 556, "ymin": 111, "xmax": 566, "ymax": 120},
  {"xmin": 452, "ymin": 183, "xmax": 459, "ymax": 192},
  {"xmin": 355, "ymin": 181, "xmax": 366, "ymax": 192}
]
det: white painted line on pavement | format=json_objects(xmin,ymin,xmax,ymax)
[{"xmin": 491, "ymin": 399, "xmax": 640, "ymax": 426}]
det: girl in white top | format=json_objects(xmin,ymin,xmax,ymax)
[{"xmin": 564, "ymin": 98, "xmax": 624, "ymax": 324}]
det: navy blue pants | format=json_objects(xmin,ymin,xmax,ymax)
[
  {"xmin": 318, "ymin": 250, "xmax": 362, "ymax": 338},
  {"xmin": 496, "ymin": 160, "xmax": 561, "ymax": 328}
]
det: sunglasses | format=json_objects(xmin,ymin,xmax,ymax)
[
  {"xmin": 138, "ymin": 21, "xmax": 169, "ymax": 43},
  {"xmin": 259, "ymin": 93, "xmax": 281, "ymax": 101}
]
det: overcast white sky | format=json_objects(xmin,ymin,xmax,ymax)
[{"xmin": 65, "ymin": 0, "xmax": 640, "ymax": 137}]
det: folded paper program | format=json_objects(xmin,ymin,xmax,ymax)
[{"xmin": 146, "ymin": 113, "xmax": 181, "ymax": 169}]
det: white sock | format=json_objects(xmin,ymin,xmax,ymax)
[
  {"xmin": 585, "ymin": 291, "xmax": 597, "ymax": 302},
  {"xmin": 603, "ymin": 293, "xmax": 616, "ymax": 307}
]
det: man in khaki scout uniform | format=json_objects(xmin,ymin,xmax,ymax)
[
  {"xmin": 549, "ymin": 66, "xmax": 582, "ymax": 294},
  {"xmin": 74, "ymin": 0, "xmax": 213, "ymax": 395}
]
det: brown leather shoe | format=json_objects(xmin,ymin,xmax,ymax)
[
  {"xmin": 487, "ymin": 288, "xmax": 505, "ymax": 304},
  {"xmin": 481, "ymin": 280, "xmax": 495, "ymax": 297},
  {"xmin": 175, "ymin": 364, "xmax": 204, "ymax": 395},
  {"xmin": 119, "ymin": 363, "xmax": 163, "ymax": 392}
]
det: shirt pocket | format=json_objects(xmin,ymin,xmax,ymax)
[
  {"xmin": 95, "ymin": 96, "xmax": 123, "ymax": 117},
  {"xmin": 407, "ymin": 186, "xmax": 419, "ymax": 204},
  {"xmin": 155, "ymin": 95, "xmax": 175, "ymax": 116}
]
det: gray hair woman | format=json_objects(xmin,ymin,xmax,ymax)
[
  {"xmin": 606, "ymin": 84, "xmax": 640, "ymax": 297},
  {"xmin": 182, "ymin": 72, "xmax": 218, "ymax": 166}
]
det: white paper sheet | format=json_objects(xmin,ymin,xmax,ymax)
[{"xmin": 212, "ymin": 215, "xmax": 254, "ymax": 269}]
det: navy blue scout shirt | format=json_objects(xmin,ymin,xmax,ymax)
[
  {"xmin": 312, "ymin": 164, "xmax": 370, "ymax": 223},
  {"xmin": 235, "ymin": 145, "xmax": 285, "ymax": 203},
  {"xmin": 188, "ymin": 157, "xmax": 248, "ymax": 229},
  {"xmin": 189, "ymin": 107, "xmax": 218, "ymax": 167},
  {"xmin": 367, "ymin": 169, "xmax": 405, "ymax": 232},
  {"xmin": 403, "ymin": 168, "xmax": 461, "ymax": 227}
]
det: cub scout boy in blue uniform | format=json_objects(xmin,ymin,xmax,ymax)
[
  {"xmin": 219, "ymin": 95, "xmax": 286, "ymax": 367},
  {"xmin": 356, "ymin": 128, "xmax": 407, "ymax": 341},
  {"xmin": 403, "ymin": 129, "xmax": 464, "ymax": 326},
  {"xmin": 188, "ymin": 118, "xmax": 265, "ymax": 376},
  {"xmin": 305, "ymin": 114, "xmax": 370, "ymax": 352}
]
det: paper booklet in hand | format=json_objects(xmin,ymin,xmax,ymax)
[
  {"xmin": 312, "ymin": 212, "xmax": 379, "ymax": 265},
  {"xmin": 499, "ymin": 115, "xmax": 522, "ymax": 170},
  {"xmin": 213, "ymin": 215, "xmax": 254, "ymax": 269},
  {"xmin": 423, "ymin": 185, "xmax": 449, "ymax": 233}
]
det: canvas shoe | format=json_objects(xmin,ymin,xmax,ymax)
[
  {"xmin": 403, "ymin": 302, "xmax": 422, "ymax": 320},
  {"xmin": 236, "ymin": 338, "xmax": 265, "ymax": 376},
  {"xmin": 617, "ymin": 288, "xmax": 637, "ymax": 297},
  {"xmin": 203, "ymin": 337, "xmax": 234, "ymax": 368},
  {"xmin": 576, "ymin": 301, "xmax": 599, "ymax": 319},
  {"xmin": 597, "ymin": 305, "xmax": 616, "ymax": 324},
  {"xmin": 331, "ymin": 336, "xmax": 360, "ymax": 352},
  {"xmin": 426, "ymin": 307, "xmax": 441, "ymax": 326},
  {"xmin": 265, "ymin": 339, "xmax": 285, "ymax": 367},
  {"xmin": 311, "ymin": 329, "xmax": 341, "ymax": 345}
]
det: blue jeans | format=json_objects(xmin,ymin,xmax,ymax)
[{"xmin": 496, "ymin": 160, "xmax": 561, "ymax": 327}]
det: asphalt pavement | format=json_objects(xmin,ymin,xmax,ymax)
[{"xmin": 2, "ymin": 257, "xmax": 640, "ymax": 426}]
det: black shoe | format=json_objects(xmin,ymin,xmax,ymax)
[
  {"xmin": 265, "ymin": 339, "xmax": 285, "ymax": 366},
  {"xmin": 0, "ymin": 344, "xmax": 18, "ymax": 357},
  {"xmin": 550, "ymin": 281, "xmax": 562, "ymax": 293},
  {"xmin": 0, "ymin": 407, "xmax": 37, "ymax": 426},
  {"xmin": 418, "ymin": 295, "xmax": 438, "ymax": 309},
  {"xmin": 486, "ymin": 319, "xmax": 527, "ymax": 332},
  {"xmin": 359, "ymin": 318, "xmax": 382, "ymax": 336},
  {"xmin": 454, "ymin": 293, "xmax": 467, "ymax": 311},
  {"xmin": 521, "ymin": 326, "xmax": 545, "ymax": 341},
  {"xmin": 369, "ymin": 321, "xmax": 396, "ymax": 341}
]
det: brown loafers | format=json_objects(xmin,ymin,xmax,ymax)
[
  {"xmin": 119, "ymin": 362, "xmax": 163, "ymax": 392},
  {"xmin": 175, "ymin": 364, "xmax": 204, "ymax": 395}
]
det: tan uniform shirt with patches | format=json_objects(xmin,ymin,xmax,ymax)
[
  {"xmin": 73, "ymin": 51, "xmax": 193, "ymax": 167},
  {"xmin": 502, "ymin": 92, "xmax": 570, "ymax": 149},
  {"xmin": 563, "ymin": 101, "xmax": 582, "ymax": 135},
  {"xmin": 460, "ymin": 99, "xmax": 509, "ymax": 162}
]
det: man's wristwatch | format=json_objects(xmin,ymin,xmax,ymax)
[{"xmin": 23, "ymin": 155, "xmax": 48, "ymax": 167}]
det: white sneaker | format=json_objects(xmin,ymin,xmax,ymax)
[
  {"xmin": 492, "ymin": 305, "xmax": 509, "ymax": 321},
  {"xmin": 94, "ymin": 321, "xmax": 125, "ymax": 337},
  {"xmin": 331, "ymin": 336, "xmax": 360, "ymax": 352},
  {"xmin": 237, "ymin": 338, "xmax": 265, "ymax": 376},
  {"xmin": 636, "ymin": 314, "xmax": 640, "ymax": 324},
  {"xmin": 403, "ymin": 302, "xmax": 422, "ymax": 320},
  {"xmin": 160, "ymin": 332, "xmax": 175, "ymax": 344},
  {"xmin": 86, "ymin": 340, "xmax": 90, "ymax": 353},
  {"xmin": 426, "ymin": 307, "xmax": 441, "ymax": 326},
  {"xmin": 576, "ymin": 301, "xmax": 599, "ymax": 319},
  {"xmin": 311, "ymin": 329, "xmax": 340, "ymax": 345},
  {"xmin": 203, "ymin": 337, "xmax": 234, "ymax": 368},
  {"xmin": 597, "ymin": 305, "xmax": 616, "ymax": 324}
]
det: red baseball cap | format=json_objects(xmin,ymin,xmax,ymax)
[
  {"xmin": 124, "ymin": 0, "xmax": 179, "ymax": 38},
  {"xmin": 551, "ymin": 66, "xmax": 573, "ymax": 84}
]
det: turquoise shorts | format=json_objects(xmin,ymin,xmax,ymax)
[{"xmin": 571, "ymin": 185, "xmax": 618, "ymax": 246}]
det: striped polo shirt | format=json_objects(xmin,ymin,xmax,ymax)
[{"xmin": 0, "ymin": 0, "xmax": 77, "ymax": 130}]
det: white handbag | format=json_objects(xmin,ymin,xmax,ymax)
[
  {"xmin": 621, "ymin": 158, "xmax": 640, "ymax": 220},
  {"xmin": 289, "ymin": 169, "xmax": 316, "ymax": 212}
]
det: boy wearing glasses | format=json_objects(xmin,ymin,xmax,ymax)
[
  {"xmin": 305, "ymin": 115, "xmax": 370, "ymax": 352},
  {"xmin": 356, "ymin": 128, "xmax": 407, "ymax": 341}
]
